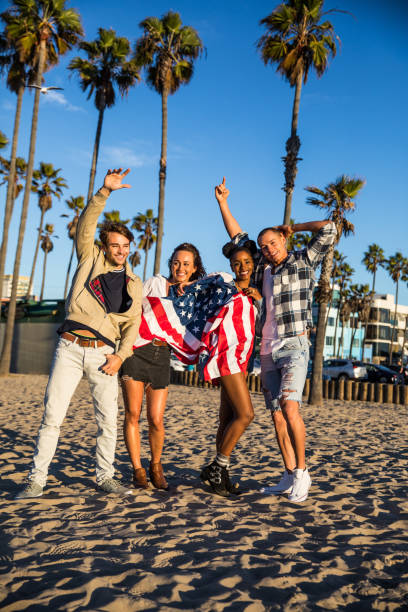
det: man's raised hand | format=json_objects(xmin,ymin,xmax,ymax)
[
  {"xmin": 214, "ymin": 176, "xmax": 230, "ymax": 205},
  {"xmin": 104, "ymin": 168, "xmax": 131, "ymax": 192},
  {"xmin": 274, "ymin": 224, "xmax": 293, "ymax": 238}
]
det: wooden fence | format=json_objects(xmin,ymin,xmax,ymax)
[{"xmin": 169, "ymin": 369, "xmax": 408, "ymax": 406}]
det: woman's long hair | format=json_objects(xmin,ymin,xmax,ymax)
[{"xmin": 168, "ymin": 243, "xmax": 206, "ymax": 282}]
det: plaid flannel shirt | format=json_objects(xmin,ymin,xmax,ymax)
[{"xmin": 223, "ymin": 222, "xmax": 337, "ymax": 339}]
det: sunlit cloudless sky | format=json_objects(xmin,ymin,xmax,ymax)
[{"xmin": 1, "ymin": 0, "xmax": 407, "ymax": 302}]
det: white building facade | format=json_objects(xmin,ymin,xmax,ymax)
[{"xmin": 1, "ymin": 275, "xmax": 29, "ymax": 300}]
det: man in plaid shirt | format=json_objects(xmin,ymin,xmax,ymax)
[{"xmin": 215, "ymin": 178, "xmax": 336, "ymax": 502}]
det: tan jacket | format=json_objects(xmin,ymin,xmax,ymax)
[{"xmin": 65, "ymin": 190, "xmax": 142, "ymax": 362}]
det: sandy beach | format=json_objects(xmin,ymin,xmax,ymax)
[{"xmin": 1, "ymin": 374, "xmax": 408, "ymax": 611}]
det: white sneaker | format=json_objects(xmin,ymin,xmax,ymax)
[
  {"xmin": 260, "ymin": 470, "xmax": 294, "ymax": 495},
  {"xmin": 288, "ymin": 468, "xmax": 311, "ymax": 502}
]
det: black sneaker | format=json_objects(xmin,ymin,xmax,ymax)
[
  {"xmin": 200, "ymin": 461, "xmax": 231, "ymax": 497},
  {"xmin": 228, "ymin": 481, "xmax": 243, "ymax": 495}
]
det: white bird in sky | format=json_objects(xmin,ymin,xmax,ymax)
[{"xmin": 27, "ymin": 85, "xmax": 64, "ymax": 94}]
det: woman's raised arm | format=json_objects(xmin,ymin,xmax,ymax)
[{"xmin": 214, "ymin": 177, "xmax": 243, "ymax": 239}]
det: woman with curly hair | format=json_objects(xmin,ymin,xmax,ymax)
[{"xmin": 121, "ymin": 243, "xmax": 205, "ymax": 491}]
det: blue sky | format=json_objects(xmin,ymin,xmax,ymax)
[{"xmin": 1, "ymin": 0, "xmax": 408, "ymax": 303}]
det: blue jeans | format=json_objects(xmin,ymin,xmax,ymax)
[{"xmin": 261, "ymin": 335, "xmax": 309, "ymax": 412}]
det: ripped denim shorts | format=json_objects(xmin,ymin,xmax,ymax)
[{"xmin": 260, "ymin": 334, "xmax": 310, "ymax": 412}]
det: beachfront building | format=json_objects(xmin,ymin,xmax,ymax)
[
  {"xmin": 1, "ymin": 275, "xmax": 29, "ymax": 300},
  {"xmin": 311, "ymin": 292, "xmax": 367, "ymax": 361},
  {"xmin": 311, "ymin": 290, "xmax": 408, "ymax": 364},
  {"xmin": 365, "ymin": 293, "xmax": 408, "ymax": 363}
]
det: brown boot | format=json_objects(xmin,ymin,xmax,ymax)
[
  {"xmin": 149, "ymin": 461, "xmax": 168, "ymax": 490},
  {"xmin": 133, "ymin": 467, "xmax": 149, "ymax": 489}
]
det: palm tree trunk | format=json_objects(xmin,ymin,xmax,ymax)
[
  {"xmin": 364, "ymin": 267, "xmax": 377, "ymax": 360},
  {"xmin": 87, "ymin": 107, "xmax": 105, "ymax": 204},
  {"xmin": 0, "ymin": 39, "xmax": 46, "ymax": 376},
  {"xmin": 283, "ymin": 70, "xmax": 303, "ymax": 225},
  {"xmin": 153, "ymin": 90, "xmax": 168, "ymax": 275},
  {"xmin": 0, "ymin": 85, "xmax": 24, "ymax": 300},
  {"xmin": 402, "ymin": 315, "xmax": 408, "ymax": 363},
  {"xmin": 309, "ymin": 245, "xmax": 334, "ymax": 405},
  {"xmin": 40, "ymin": 250, "xmax": 48, "ymax": 301},
  {"xmin": 333, "ymin": 290, "xmax": 342, "ymax": 356},
  {"xmin": 143, "ymin": 243, "xmax": 149, "ymax": 282},
  {"xmin": 389, "ymin": 281, "xmax": 399, "ymax": 365},
  {"xmin": 26, "ymin": 207, "xmax": 45, "ymax": 297},
  {"xmin": 63, "ymin": 240, "xmax": 75, "ymax": 300},
  {"xmin": 310, "ymin": 302, "xmax": 328, "ymax": 405},
  {"xmin": 348, "ymin": 317, "xmax": 358, "ymax": 358},
  {"xmin": 338, "ymin": 318, "xmax": 346, "ymax": 357},
  {"xmin": 323, "ymin": 284, "xmax": 335, "ymax": 353},
  {"xmin": 361, "ymin": 322, "xmax": 367, "ymax": 360}
]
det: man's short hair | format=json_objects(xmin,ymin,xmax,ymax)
[
  {"xmin": 99, "ymin": 221, "xmax": 134, "ymax": 247},
  {"xmin": 257, "ymin": 227, "xmax": 284, "ymax": 242}
]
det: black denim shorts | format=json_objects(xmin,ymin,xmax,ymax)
[{"xmin": 120, "ymin": 342, "xmax": 171, "ymax": 389}]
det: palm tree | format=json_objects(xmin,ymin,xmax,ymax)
[
  {"xmin": 69, "ymin": 28, "xmax": 140, "ymax": 203},
  {"xmin": 27, "ymin": 162, "xmax": 67, "ymax": 297},
  {"xmin": 257, "ymin": 0, "xmax": 340, "ymax": 225},
  {"xmin": 382, "ymin": 253, "xmax": 408, "ymax": 364},
  {"xmin": 0, "ymin": 155, "xmax": 26, "ymax": 200},
  {"xmin": 326, "ymin": 249, "xmax": 345, "ymax": 324},
  {"xmin": 357, "ymin": 284, "xmax": 372, "ymax": 360},
  {"xmin": 101, "ymin": 210, "xmax": 130, "ymax": 225},
  {"xmin": 306, "ymin": 175, "xmax": 365, "ymax": 405},
  {"xmin": 39, "ymin": 223, "xmax": 56, "ymax": 301},
  {"xmin": 334, "ymin": 262, "xmax": 353, "ymax": 356},
  {"xmin": 61, "ymin": 195, "xmax": 85, "ymax": 299},
  {"xmin": 0, "ymin": 156, "xmax": 28, "ymax": 301},
  {"xmin": 0, "ymin": 20, "xmax": 34, "ymax": 300},
  {"xmin": 346, "ymin": 285, "xmax": 360, "ymax": 358},
  {"xmin": 362, "ymin": 243, "xmax": 385, "ymax": 353},
  {"xmin": 347, "ymin": 283, "xmax": 370, "ymax": 358},
  {"xmin": 362, "ymin": 243, "xmax": 385, "ymax": 295},
  {"xmin": 338, "ymin": 287, "xmax": 352, "ymax": 358},
  {"xmin": 0, "ymin": 131, "xmax": 8, "ymax": 148},
  {"xmin": 129, "ymin": 250, "xmax": 141, "ymax": 271},
  {"xmin": 0, "ymin": 0, "xmax": 82, "ymax": 377},
  {"xmin": 134, "ymin": 11, "xmax": 203, "ymax": 274},
  {"xmin": 132, "ymin": 209, "xmax": 158, "ymax": 281}
]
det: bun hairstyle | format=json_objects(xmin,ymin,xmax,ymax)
[
  {"xmin": 222, "ymin": 239, "xmax": 257, "ymax": 260},
  {"xmin": 168, "ymin": 243, "xmax": 206, "ymax": 282}
]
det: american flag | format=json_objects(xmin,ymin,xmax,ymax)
[{"xmin": 138, "ymin": 273, "xmax": 256, "ymax": 383}]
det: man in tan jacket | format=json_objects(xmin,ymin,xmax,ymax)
[{"xmin": 16, "ymin": 168, "xmax": 142, "ymax": 498}]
